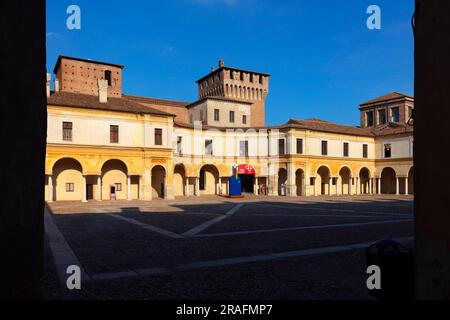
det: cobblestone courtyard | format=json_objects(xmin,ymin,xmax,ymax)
[{"xmin": 41, "ymin": 195, "xmax": 414, "ymax": 300}]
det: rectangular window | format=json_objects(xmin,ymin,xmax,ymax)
[
  {"xmin": 176, "ymin": 136, "xmax": 182, "ymax": 155},
  {"xmin": 105, "ymin": 70, "xmax": 112, "ymax": 86},
  {"xmin": 115, "ymin": 183, "xmax": 122, "ymax": 192},
  {"xmin": 214, "ymin": 109, "xmax": 220, "ymax": 121},
  {"xmin": 391, "ymin": 107, "xmax": 400, "ymax": 122},
  {"xmin": 321, "ymin": 141, "xmax": 328, "ymax": 156},
  {"xmin": 278, "ymin": 139, "xmax": 285, "ymax": 156},
  {"xmin": 384, "ymin": 144, "xmax": 392, "ymax": 158},
  {"xmin": 240, "ymin": 72, "xmax": 244, "ymax": 81},
  {"xmin": 378, "ymin": 109, "xmax": 387, "ymax": 125},
  {"xmin": 239, "ymin": 140, "xmax": 249, "ymax": 157},
  {"xmin": 205, "ymin": 139, "xmax": 213, "ymax": 156},
  {"xmin": 366, "ymin": 111, "xmax": 374, "ymax": 127},
  {"xmin": 310, "ymin": 177, "xmax": 315, "ymax": 186},
  {"xmin": 250, "ymin": 74, "xmax": 254, "ymax": 83},
  {"xmin": 296, "ymin": 138, "xmax": 303, "ymax": 154},
  {"xmin": 363, "ymin": 144, "xmax": 368, "ymax": 158},
  {"xmin": 343, "ymin": 142, "xmax": 349, "ymax": 157},
  {"xmin": 63, "ymin": 122, "xmax": 73, "ymax": 141},
  {"xmin": 408, "ymin": 107, "xmax": 414, "ymax": 119},
  {"xmin": 110, "ymin": 125, "xmax": 119, "ymax": 143},
  {"xmin": 66, "ymin": 183, "xmax": 74, "ymax": 192},
  {"xmin": 242, "ymin": 115, "xmax": 247, "ymax": 125},
  {"xmin": 259, "ymin": 75, "xmax": 263, "ymax": 84},
  {"xmin": 155, "ymin": 128, "xmax": 163, "ymax": 146},
  {"xmin": 230, "ymin": 71, "xmax": 234, "ymax": 80},
  {"xmin": 229, "ymin": 111, "xmax": 235, "ymax": 123}
]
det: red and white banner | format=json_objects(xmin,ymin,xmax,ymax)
[{"xmin": 237, "ymin": 164, "xmax": 255, "ymax": 175}]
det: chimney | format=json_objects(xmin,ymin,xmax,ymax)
[
  {"xmin": 218, "ymin": 59, "xmax": 224, "ymax": 68},
  {"xmin": 54, "ymin": 78, "xmax": 60, "ymax": 93},
  {"xmin": 46, "ymin": 73, "xmax": 51, "ymax": 98},
  {"xmin": 97, "ymin": 79, "xmax": 108, "ymax": 103}
]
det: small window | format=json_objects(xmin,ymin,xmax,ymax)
[
  {"xmin": 176, "ymin": 136, "xmax": 182, "ymax": 154},
  {"xmin": 214, "ymin": 109, "xmax": 220, "ymax": 121},
  {"xmin": 366, "ymin": 111, "xmax": 374, "ymax": 127},
  {"xmin": 230, "ymin": 71, "xmax": 234, "ymax": 80},
  {"xmin": 229, "ymin": 111, "xmax": 235, "ymax": 123},
  {"xmin": 296, "ymin": 138, "xmax": 303, "ymax": 154},
  {"xmin": 378, "ymin": 109, "xmax": 387, "ymax": 125},
  {"xmin": 105, "ymin": 70, "xmax": 112, "ymax": 86},
  {"xmin": 384, "ymin": 144, "xmax": 392, "ymax": 158},
  {"xmin": 66, "ymin": 183, "xmax": 74, "ymax": 192},
  {"xmin": 250, "ymin": 74, "xmax": 254, "ymax": 82},
  {"xmin": 310, "ymin": 177, "xmax": 315, "ymax": 186},
  {"xmin": 278, "ymin": 139, "xmax": 285, "ymax": 156},
  {"xmin": 242, "ymin": 115, "xmax": 247, "ymax": 125},
  {"xmin": 155, "ymin": 128, "xmax": 163, "ymax": 146},
  {"xmin": 391, "ymin": 107, "xmax": 400, "ymax": 122},
  {"xmin": 205, "ymin": 139, "xmax": 213, "ymax": 156},
  {"xmin": 259, "ymin": 75, "xmax": 263, "ymax": 84},
  {"xmin": 63, "ymin": 122, "xmax": 73, "ymax": 141},
  {"xmin": 115, "ymin": 183, "xmax": 122, "ymax": 192},
  {"xmin": 321, "ymin": 141, "xmax": 328, "ymax": 156},
  {"xmin": 240, "ymin": 72, "xmax": 244, "ymax": 81},
  {"xmin": 363, "ymin": 144, "xmax": 368, "ymax": 158},
  {"xmin": 343, "ymin": 142, "xmax": 349, "ymax": 157},
  {"xmin": 239, "ymin": 140, "xmax": 249, "ymax": 157},
  {"xmin": 110, "ymin": 125, "xmax": 119, "ymax": 143}
]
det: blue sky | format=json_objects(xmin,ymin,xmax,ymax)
[{"xmin": 47, "ymin": 0, "xmax": 414, "ymax": 126}]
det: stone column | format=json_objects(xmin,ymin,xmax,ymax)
[
  {"xmin": 349, "ymin": 177, "xmax": 353, "ymax": 195},
  {"xmin": 185, "ymin": 177, "xmax": 189, "ymax": 196},
  {"xmin": 369, "ymin": 178, "xmax": 373, "ymax": 194},
  {"xmin": 405, "ymin": 177, "xmax": 409, "ymax": 195},
  {"xmin": 254, "ymin": 177, "xmax": 259, "ymax": 195},
  {"xmin": 378, "ymin": 178, "xmax": 381, "ymax": 195},
  {"xmin": 355, "ymin": 177, "xmax": 359, "ymax": 195},
  {"xmin": 97, "ymin": 176, "xmax": 102, "ymax": 201},
  {"xmin": 396, "ymin": 177, "xmax": 400, "ymax": 195},
  {"xmin": 287, "ymin": 162, "xmax": 296, "ymax": 197},
  {"xmin": 195, "ymin": 177, "xmax": 200, "ymax": 196},
  {"xmin": 48, "ymin": 175, "xmax": 53, "ymax": 202},
  {"xmin": 127, "ymin": 176, "xmax": 131, "ymax": 201},
  {"xmin": 82, "ymin": 175, "xmax": 87, "ymax": 202},
  {"xmin": 328, "ymin": 178, "xmax": 332, "ymax": 196},
  {"xmin": 218, "ymin": 177, "xmax": 222, "ymax": 195}
]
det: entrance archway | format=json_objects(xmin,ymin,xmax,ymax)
[
  {"xmin": 381, "ymin": 167, "xmax": 397, "ymax": 194},
  {"xmin": 53, "ymin": 158, "xmax": 83, "ymax": 201},
  {"xmin": 339, "ymin": 166, "xmax": 352, "ymax": 195},
  {"xmin": 296, "ymin": 169, "xmax": 305, "ymax": 196},
  {"xmin": 317, "ymin": 166, "xmax": 331, "ymax": 195},
  {"xmin": 101, "ymin": 159, "xmax": 128, "ymax": 200},
  {"xmin": 359, "ymin": 167, "xmax": 371, "ymax": 194},
  {"xmin": 152, "ymin": 165, "xmax": 166, "ymax": 199},
  {"xmin": 238, "ymin": 164, "xmax": 255, "ymax": 193},
  {"xmin": 174, "ymin": 164, "xmax": 186, "ymax": 196},
  {"xmin": 278, "ymin": 168, "xmax": 287, "ymax": 196},
  {"xmin": 199, "ymin": 165, "xmax": 219, "ymax": 195}
]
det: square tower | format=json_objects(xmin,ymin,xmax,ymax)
[{"xmin": 196, "ymin": 60, "xmax": 270, "ymax": 126}]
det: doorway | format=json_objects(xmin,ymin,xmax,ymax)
[
  {"xmin": 86, "ymin": 184, "xmax": 94, "ymax": 200},
  {"xmin": 240, "ymin": 174, "xmax": 254, "ymax": 193}
]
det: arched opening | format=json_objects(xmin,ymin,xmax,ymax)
[
  {"xmin": 101, "ymin": 159, "xmax": 128, "ymax": 200},
  {"xmin": 199, "ymin": 165, "xmax": 219, "ymax": 195},
  {"xmin": 381, "ymin": 167, "xmax": 397, "ymax": 194},
  {"xmin": 359, "ymin": 167, "xmax": 371, "ymax": 194},
  {"xmin": 408, "ymin": 167, "xmax": 414, "ymax": 195},
  {"xmin": 278, "ymin": 168, "xmax": 287, "ymax": 196},
  {"xmin": 295, "ymin": 169, "xmax": 305, "ymax": 196},
  {"xmin": 339, "ymin": 166, "xmax": 352, "ymax": 195},
  {"xmin": 53, "ymin": 158, "xmax": 83, "ymax": 201},
  {"xmin": 151, "ymin": 165, "xmax": 166, "ymax": 199},
  {"xmin": 174, "ymin": 164, "xmax": 186, "ymax": 197},
  {"xmin": 317, "ymin": 166, "xmax": 331, "ymax": 195}
]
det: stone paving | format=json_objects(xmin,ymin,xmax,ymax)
[{"xmin": 42, "ymin": 194, "xmax": 414, "ymax": 300}]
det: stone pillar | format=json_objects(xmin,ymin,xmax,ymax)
[
  {"xmin": 369, "ymin": 178, "xmax": 373, "ymax": 194},
  {"xmin": 127, "ymin": 176, "xmax": 131, "ymax": 201},
  {"xmin": 185, "ymin": 177, "xmax": 189, "ymax": 196},
  {"xmin": 396, "ymin": 177, "xmax": 400, "ymax": 195},
  {"xmin": 405, "ymin": 177, "xmax": 409, "ymax": 195},
  {"xmin": 97, "ymin": 176, "xmax": 102, "ymax": 201},
  {"xmin": 218, "ymin": 177, "xmax": 222, "ymax": 195},
  {"xmin": 48, "ymin": 175, "xmax": 53, "ymax": 202},
  {"xmin": 82, "ymin": 175, "xmax": 87, "ymax": 202},
  {"xmin": 355, "ymin": 177, "xmax": 359, "ymax": 195},
  {"xmin": 349, "ymin": 177, "xmax": 353, "ymax": 195},
  {"xmin": 287, "ymin": 162, "xmax": 296, "ymax": 197},
  {"xmin": 328, "ymin": 178, "xmax": 332, "ymax": 196},
  {"xmin": 254, "ymin": 177, "xmax": 259, "ymax": 195},
  {"xmin": 377, "ymin": 178, "xmax": 381, "ymax": 195},
  {"xmin": 195, "ymin": 177, "xmax": 200, "ymax": 196}
]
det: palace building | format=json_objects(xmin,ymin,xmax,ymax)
[{"xmin": 45, "ymin": 56, "xmax": 414, "ymax": 202}]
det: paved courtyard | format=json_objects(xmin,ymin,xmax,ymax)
[{"xmin": 41, "ymin": 194, "xmax": 414, "ymax": 300}]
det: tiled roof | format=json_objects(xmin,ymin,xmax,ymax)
[
  {"xmin": 287, "ymin": 119, "xmax": 374, "ymax": 136},
  {"xmin": 47, "ymin": 91, "xmax": 175, "ymax": 116},
  {"xmin": 360, "ymin": 92, "xmax": 414, "ymax": 106},
  {"xmin": 123, "ymin": 94, "xmax": 190, "ymax": 108}
]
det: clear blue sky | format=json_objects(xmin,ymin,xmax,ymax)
[{"xmin": 46, "ymin": 0, "xmax": 414, "ymax": 126}]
